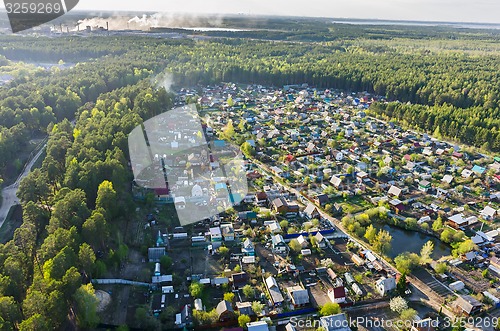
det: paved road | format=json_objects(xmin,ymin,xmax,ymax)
[{"xmin": 0, "ymin": 143, "xmax": 47, "ymax": 228}]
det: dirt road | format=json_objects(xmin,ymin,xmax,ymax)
[{"xmin": 0, "ymin": 143, "xmax": 46, "ymax": 228}]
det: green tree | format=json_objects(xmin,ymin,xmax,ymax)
[
  {"xmin": 251, "ymin": 301, "xmax": 265, "ymax": 315},
  {"xmin": 238, "ymin": 314, "xmax": 251, "ymax": 328},
  {"xmin": 18, "ymin": 314, "xmax": 50, "ymax": 331},
  {"xmin": 17, "ymin": 169, "xmax": 50, "ymax": 204},
  {"xmin": 241, "ymin": 142, "xmax": 256, "ymax": 158},
  {"xmin": 279, "ymin": 220, "xmax": 289, "ymax": 230},
  {"xmin": 0, "ymin": 296, "xmax": 21, "ymax": 329},
  {"xmin": 73, "ymin": 284, "xmax": 100, "ymax": 329},
  {"xmin": 95, "ymin": 180, "xmax": 118, "ymax": 219},
  {"xmin": 434, "ymin": 262, "xmax": 448, "ymax": 274},
  {"xmin": 242, "ymin": 285, "xmax": 255, "ymax": 298},
  {"xmin": 364, "ymin": 224, "xmax": 377, "ymax": 244},
  {"xmin": 420, "ymin": 241, "xmax": 434, "ymax": 265},
  {"xmin": 432, "ymin": 217, "xmax": 443, "ymax": 232},
  {"xmin": 320, "ymin": 302, "xmax": 341, "ymax": 316},
  {"xmin": 400, "ymin": 308, "xmax": 417, "ymax": 322},
  {"xmin": 373, "ymin": 230, "xmax": 392, "ymax": 255},
  {"xmin": 455, "ymin": 239, "xmax": 476, "ymax": 255},
  {"xmin": 390, "ymin": 296, "xmax": 408, "ymax": 314},
  {"xmin": 289, "ymin": 239, "xmax": 302, "ymax": 253},
  {"xmin": 82, "ymin": 211, "xmax": 109, "ymax": 250},
  {"xmin": 78, "ymin": 243, "xmax": 96, "ymax": 279},
  {"xmin": 224, "ymin": 292, "xmax": 235, "ymax": 302},
  {"xmin": 189, "ymin": 282, "xmax": 204, "ymax": 298},
  {"xmin": 396, "ymin": 273, "xmax": 407, "ymax": 296},
  {"xmin": 218, "ymin": 246, "xmax": 230, "ymax": 257},
  {"xmin": 395, "ymin": 252, "xmax": 420, "ymax": 274},
  {"xmin": 160, "ymin": 255, "xmax": 173, "ymax": 273}
]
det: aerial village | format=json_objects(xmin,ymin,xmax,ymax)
[{"xmin": 98, "ymin": 83, "xmax": 500, "ymax": 330}]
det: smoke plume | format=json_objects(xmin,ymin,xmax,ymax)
[{"xmin": 75, "ymin": 12, "xmax": 223, "ymax": 31}]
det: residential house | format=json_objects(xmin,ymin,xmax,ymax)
[
  {"xmin": 247, "ymin": 321, "xmax": 269, "ymax": 331},
  {"xmin": 461, "ymin": 169, "xmax": 473, "ymax": 179},
  {"xmin": 148, "ymin": 247, "xmax": 166, "ymax": 262},
  {"xmin": 266, "ymin": 220, "xmax": 282, "ymax": 234},
  {"xmin": 447, "ymin": 213, "xmax": 478, "ymax": 229},
  {"xmin": 315, "ymin": 194, "xmax": 329, "ymax": 206},
  {"xmin": 296, "ymin": 235, "xmax": 309, "ymax": 248},
  {"xmin": 376, "ymin": 276, "xmax": 396, "ymax": 296},
  {"xmin": 314, "ymin": 232, "xmax": 328, "ymax": 248},
  {"xmin": 389, "ymin": 198, "xmax": 406, "ymax": 214},
  {"xmin": 327, "ymin": 286, "xmax": 347, "ymax": 304},
  {"xmin": 331, "ymin": 203, "xmax": 343, "ymax": 215},
  {"xmin": 287, "ymin": 285, "xmax": 310, "ymax": 307},
  {"xmin": 194, "ymin": 298, "xmax": 204, "ymax": 311},
  {"xmin": 442, "ymin": 174, "xmax": 453, "ymax": 184},
  {"xmin": 210, "ymin": 227, "xmax": 222, "ymax": 242},
  {"xmin": 271, "ymin": 234, "xmax": 288, "ymax": 254},
  {"xmin": 236, "ymin": 301, "xmax": 254, "ymax": 316},
  {"xmin": 304, "ymin": 203, "xmax": 321, "ymax": 219},
  {"xmin": 481, "ymin": 206, "xmax": 498, "ymax": 220},
  {"xmin": 272, "ymin": 197, "xmax": 290, "ymax": 214},
  {"xmin": 241, "ymin": 238, "xmax": 255, "ymax": 256},
  {"xmin": 330, "ymin": 176, "xmax": 343, "ymax": 189},
  {"xmin": 388, "ymin": 185, "xmax": 402, "ymax": 198},
  {"xmin": 231, "ymin": 272, "xmax": 249, "ymax": 290},
  {"xmin": 265, "ymin": 276, "xmax": 284, "ymax": 306},
  {"xmin": 320, "ymin": 313, "xmax": 352, "ymax": 331},
  {"xmin": 472, "ymin": 165, "xmax": 486, "ymax": 176},
  {"xmin": 216, "ymin": 300, "xmax": 236, "ymax": 322},
  {"xmin": 332, "ymin": 150, "xmax": 344, "ymax": 161},
  {"xmin": 454, "ymin": 295, "xmax": 482, "ymax": 316},
  {"xmin": 211, "ymin": 277, "xmax": 229, "ymax": 287},
  {"xmin": 221, "ymin": 223, "xmax": 235, "ymax": 241},
  {"xmin": 255, "ymin": 192, "xmax": 268, "ymax": 205},
  {"xmin": 418, "ymin": 180, "xmax": 431, "ymax": 192}
]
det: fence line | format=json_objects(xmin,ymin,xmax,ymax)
[{"xmin": 92, "ymin": 279, "xmax": 151, "ymax": 287}]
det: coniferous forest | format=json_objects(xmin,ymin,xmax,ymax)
[{"xmin": 0, "ymin": 17, "xmax": 499, "ymax": 328}]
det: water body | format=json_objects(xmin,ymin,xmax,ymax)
[
  {"xmin": 331, "ymin": 19, "xmax": 500, "ymax": 30},
  {"xmin": 375, "ymin": 223, "xmax": 451, "ymax": 260}
]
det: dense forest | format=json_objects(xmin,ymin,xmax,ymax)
[
  {"xmin": 1, "ymin": 29, "xmax": 498, "ymax": 160},
  {"xmin": 0, "ymin": 20, "xmax": 499, "ymax": 328}
]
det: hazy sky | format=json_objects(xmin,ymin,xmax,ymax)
[{"xmin": 71, "ymin": 0, "xmax": 500, "ymax": 24}]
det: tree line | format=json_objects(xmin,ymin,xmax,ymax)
[{"xmin": 0, "ymin": 79, "xmax": 174, "ymax": 328}]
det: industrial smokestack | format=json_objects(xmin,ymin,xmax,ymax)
[{"xmin": 106, "ymin": 22, "xmax": 109, "ymax": 31}]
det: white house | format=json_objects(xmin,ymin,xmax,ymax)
[
  {"xmin": 376, "ymin": 277, "xmax": 396, "ymax": 296},
  {"xmin": 481, "ymin": 206, "xmax": 498, "ymax": 220},
  {"xmin": 296, "ymin": 235, "xmax": 309, "ymax": 248},
  {"xmin": 191, "ymin": 184, "xmax": 203, "ymax": 197},
  {"xmin": 209, "ymin": 227, "xmax": 222, "ymax": 242},
  {"xmin": 327, "ymin": 286, "xmax": 346, "ymax": 304},
  {"xmin": 388, "ymin": 185, "xmax": 402, "ymax": 198},
  {"xmin": 330, "ymin": 176, "xmax": 342, "ymax": 189}
]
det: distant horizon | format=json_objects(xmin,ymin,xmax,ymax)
[
  {"xmin": 68, "ymin": 11, "xmax": 500, "ymax": 26},
  {"xmin": 1, "ymin": 0, "xmax": 500, "ymax": 25},
  {"xmin": 9, "ymin": 9, "xmax": 498, "ymax": 30}
]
